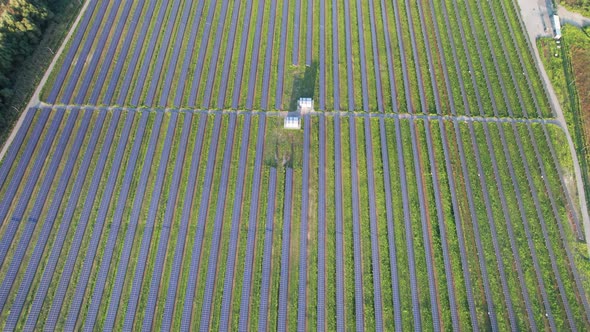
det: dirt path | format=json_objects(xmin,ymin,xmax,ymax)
[{"xmin": 558, "ymin": 5, "xmax": 590, "ymax": 27}]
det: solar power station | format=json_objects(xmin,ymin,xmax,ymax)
[{"xmin": 0, "ymin": 0, "xmax": 588, "ymax": 330}]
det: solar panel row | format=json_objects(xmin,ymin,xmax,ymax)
[{"xmin": 121, "ymin": 112, "xmax": 179, "ymax": 330}]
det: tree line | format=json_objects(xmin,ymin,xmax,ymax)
[{"xmin": 0, "ymin": 0, "xmax": 51, "ymax": 130}]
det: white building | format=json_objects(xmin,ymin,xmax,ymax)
[
  {"xmin": 284, "ymin": 116, "xmax": 301, "ymax": 130},
  {"xmin": 553, "ymin": 15, "xmax": 562, "ymax": 39},
  {"xmin": 297, "ymin": 98, "xmax": 314, "ymax": 113}
]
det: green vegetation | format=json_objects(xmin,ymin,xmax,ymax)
[
  {"xmin": 538, "ymin": 25, "xmax": 590, "ymax": 216},
  {"xmin": 559, "ymin": 0, "xmax": 590, "ymax": 17}
]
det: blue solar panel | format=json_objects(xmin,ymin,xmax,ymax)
[
  {"xmin": 258, "ymin": 0, "xmax": 277, "ymax": 110},
  {"xmin": 62, "ymin": 1, "xmax": 120, "ymax": 104},
  {"xmin": 0, "ymin": 109, "xmax": 72, "ymax": 269},
  {"xmin": 158, "ymin": 113, "xmax": 213, "ymax": 330},
  {"xmin": 333, "ymin": 115, "xmax": 345, "ymax": 332},
  {"xmin": 141, "ymin": 112, "xmax": 194, "ymax": 330},
  {"xmin": 257, "ymin": 168, "xmax": 278, "ymax": 331},
  {"xmin": 75, "ymin": 1, "xmax": 133, "ymax": 105},
  {"xmin": 144, "ymin": 0, "xmax": 185, "ymax": 107},
  {"xmin": 0, "ymin": 109, "xmax": 51, "ymax": 227},
  {"xmin": 331, "ymin": 0, "xmax": 340, "ymax": 110},
  {"xmin": 46, "ymin": 0, "xmax": 102, "ymax": 104},
  {"xmin": 218, "ymin": 114, "xmax": 251, "ymax": 331},
  {"xmin": 84, "ymin": 111, "xmax": 163, "ymax": 331},
  {"xmin": 65, "ymin": 111, "xmax": 148, "ymax": 330},
  {"xmin": 363, "ymin": 117, "xmax": 384, "ymax": 330},
  {"xmin": 0, "ymin": 110, "xmax": 91, "ymax": 319},
  {"xmin": 162, "ymin": 0, "xmax": 205, "ymax": 107},
  {"xmin": 297, "ymin": 115, "xmax": 311, "ymax": 330},
  {"xmin": 199, "ymin": 114, "xmax": 239, "ymax": 330},
  {"xmin": 348, "ymin": 115, "xmax": 365, "ymax": 331},
  {"xmin": 353, "ymin": 0, "xmax": 369, "ymax": 111},
  {"xmin": 376, "ymin": 117, "xmax": 403, "ymax": 331},
  {"xmin": 20, "ymin": 110, "xmax": 111, "ymax": 330},
  {"xmin": 0, "ymin": 109, "xmax": 35, "ymax": 188},
  {"xmin": 215, "ymin": 0, "xmax": 243, "ymax": 109},
  {"xmin": 186, "ymin": 0, "xmax": 220, "ymax": 108},
  {"xmin": 273, "ymin": 0, "xmax": 289, "ymax": 110},
  {"xmin": 178, "ymin": 114, "xmax": 224, "ymax": 330},
  {"xmin": 43, "ymin": 111, "xmax": 133, "ymax": 331},
  {"xmin": 201, "ymin": 0, "xmax": 232, "ymax": 109},
  {"xmin": 103, "ymin": 0, "xmax": 155, "ymax": 105},
  {"xmin": 317, "ymin": 115, "xmax": 326, "ymax": 331},
  {"xmin": 292, "ymin": 0, "xmax": 301, "ymax": 66}
]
